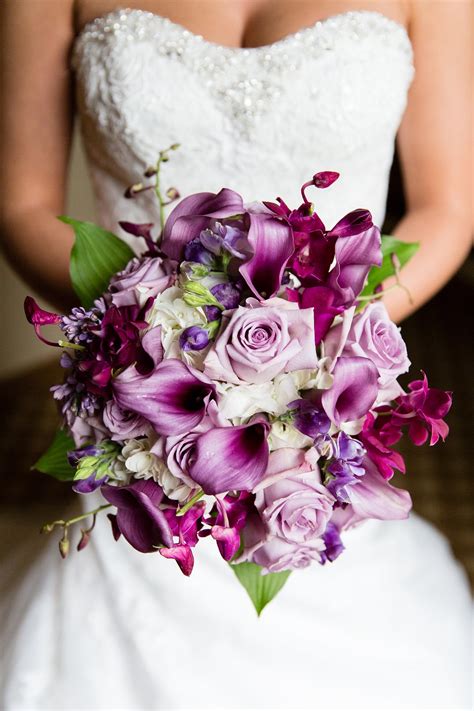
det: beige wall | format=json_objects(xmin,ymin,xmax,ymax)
[{"xmin": 0, "ymin": 128, "xmax": 96, "ymax": 378}]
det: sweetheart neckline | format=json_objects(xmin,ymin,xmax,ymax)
[{"xmin": 74, "ymin": 7, "xmax": 412, "ymax": 55}]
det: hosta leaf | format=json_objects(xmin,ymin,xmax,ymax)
[
  {"xmin": 230, "ymin": 561, "xmax": 291, "ymax": 616},
  {"xmin": 33, "ymin": 429, "xmax": 75, "ymax": 481},
  {"xmin": 59, "ymin": 216, "xmax": 134, "ymax": 308},
  {"xmin": 361, "ymin": 235, "xmax": 419, "ymax": 297}
]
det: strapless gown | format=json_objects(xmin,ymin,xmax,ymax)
[{"xmin": 0, "ymin": 9, "xmax": 471, "ymax": 709}]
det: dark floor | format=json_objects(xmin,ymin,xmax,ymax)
[{"xmin": 1, "ymin": 273, "xmax": 473, "ymax": 584}]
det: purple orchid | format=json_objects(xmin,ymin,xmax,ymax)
[
  {"xmin": 189, "ymin": 418, "xmax": 271, "ymax": 494},
  {"xmin": 101, "ymin": 479, "xmax": 173, "ymax": 553},
  {"xmin": 322, "ymin": 356, "xmax": 379, "ymax": 426},
  {"xmin": 359, "ymin": 412, "xmax": 406, "ymax": 480},
  {"xmin": 24, "ymin": 297, "xmax": 62, "ymax": 346},
  {"xmin": 113, "ymin": 358, "xmax": 217, "ymax": 436},
  {"xmin": 202, "ymin": 492, "xmax": 253, "ymax": 561},
  {"xmin": 393, "ymin": 373, "xmax": 452, "ymax": 446},
  {"xmin": 287, "ymin": 285, "xmax": 344, "ymax": 344},
  {"xmin": 118, "ymin": 222, "xmax": 160, "ymax": 255},
  {"xmin": 160, "ymin": 501, "xmax": 206, "ymax": 575}
]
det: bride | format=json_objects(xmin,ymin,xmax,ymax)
[{"xmin": 0, "ymin": 1, "xmax": 472, "ymax": 708}]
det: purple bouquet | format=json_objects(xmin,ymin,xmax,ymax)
[{"xmin": 26, "ymin": 147, "xmax": 452, "ymax": 613}]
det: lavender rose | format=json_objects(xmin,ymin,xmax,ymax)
[
  {"xmin": 102, "ymin": 401, "xmax": 150, "ymax": 441},
  {"xmin": 251, "ymin": 537, "xmax": 325, "ymax": 573},
  {"xmin": 203, "ymin": 297, "xmax": 318, "ymax": 384},
  {"xmin": 255, "ymin": 449, "xmax": 335, "ymax": 544},
  {"xmin": 325, "ymin": 302, "xmax": 410, "ymax": 400},
  {"xmin": 108, "ymin": 256, "xmax": 175, "ymax": 307}
]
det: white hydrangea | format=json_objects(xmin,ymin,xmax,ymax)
[
  {"xmin": 268, "ymin": 421, "xmax": 314, "ymax": 452},
  {"xmin": 147, "ymin": 285, "xmax": 207, "ymax": 360},
  {"xmin": 115, "ymin": 438, "xmax": 193, "ymax": 503}
]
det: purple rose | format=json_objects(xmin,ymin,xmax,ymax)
[
  {"xmin": 203, "ymin": 298, "xmax": 317, "ymax": 384},
  {"xmin": 108, "ymin": 256, "xmax": 175, "ymax": 307},
  {"xmin": 325, "ymin": 303, "xmax": 409, "ymax": 400},
  {"xmin": 255, "ymin": 449, "xmax": 335, "ymax": 544},
  {"xmin": 102, "ymin": 400, "xmax": 150, "ymax": 441}
]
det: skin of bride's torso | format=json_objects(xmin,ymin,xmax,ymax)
[{"xmin": 74, "ymin": 0, "xmax": 409, "ymax": 45}]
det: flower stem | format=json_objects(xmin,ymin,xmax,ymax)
[
  {"xmin": 41, "ymin": 503, "xmax": 113, "ymax": 534},
  {"xmin": 176, "ymin": 489, "xmax": 204, "ymax": 517}
]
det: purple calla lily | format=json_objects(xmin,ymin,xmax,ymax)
[
  {"xmin": 101, "ymin": 479, "xmax": 173, "ymax": 553},
  {"xmin": 113, "ymin": 358, "xmax": 216, "ymax": 436},
  {"xmin": 322, "ymin": 356, "xmax": 379, "ymax": 426},
  {"xmin": 161, "ymin": 189, "xmax": 244, "ymax": 260},
  {"xmin": 189, "ymin": 418, "xmax": 271, "ymax": 494},
  {"xmin": 328, "ymin": 225, "xmax": 382, "ymax": 306},
  {"xmin": 239, "ymin": 213, "xmax": 294, "ymax": 299}
]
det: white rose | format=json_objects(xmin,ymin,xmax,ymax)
[{"xmin": 148, "ymin": 285, "xmax": 207, "ymax": 360}]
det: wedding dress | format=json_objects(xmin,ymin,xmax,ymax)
[{"xmin": 1, "ymin": 9, "xmax": 471, "ymax": 710}]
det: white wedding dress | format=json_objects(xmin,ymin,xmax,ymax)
[{"xmin": 1, "ymin": 9, "xmax": 472, "ymax": 710}]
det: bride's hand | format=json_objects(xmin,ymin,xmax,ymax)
[
  {"xmin": 384, "ymin": 0, "xmax": 472, "ymax": 323},
  {"xmin": 0, "ymin": 0, "xmax": 76, "ymax": 310}
]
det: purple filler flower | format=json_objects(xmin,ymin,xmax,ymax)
[
  {"xmin": 288, "ymin": 399, "xmax": 331, "ymax": 439},
  {"xmin": 179, "ymin": 326, "xmax": 210, "ymax": 352},
  {"xmin": 320, "ymin": 522, "xmax": 345, "ymax": 564}
]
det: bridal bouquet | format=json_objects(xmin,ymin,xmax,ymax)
[{"xmin": 26, "ymin": 146, "xmax": 452, "ymax": 613}]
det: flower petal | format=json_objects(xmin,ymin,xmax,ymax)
[{"xmin": 322, "ymin": 356, "xmax": 378, "ymax": 425}]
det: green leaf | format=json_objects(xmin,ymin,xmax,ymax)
[
  {"xmin": 59, "ymin": 216, "xmax": 134, "ymax": 308},
  {"xmin": 33, "ymin": 429, "xmax": 75, "ymax": 481},
  {"xmin": 361, "ymin": 235, "xmax": 419, "ymax": 297},
  {"xmin": 230, "ymin": 561, "xmax": 291, "ymax": 616}
]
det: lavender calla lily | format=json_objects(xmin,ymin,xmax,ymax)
[
  {"xmin": 161, "ymin": 189, "xmax": 244, "ymax": 260},
  {"xmin": 113, "ymin": 358, "xmax": 216, "ymax": 436},
  {"xmin": 322, "ymin": 356, "xmax": 378, "ymax": 425},
  {"xmin": 239, "ymin": 213, "xmax": 294, "ymax": 299},
  {"xmin": 327, "ymin": 225, "xmax": 382, "ymax": 306},
  {"xmin": 189, "ymin": 417, "xmax": 271, "ymax": 494}
]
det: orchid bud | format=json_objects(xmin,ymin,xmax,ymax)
[
  {"xmin": 312, "ymin": 171, "xmax": 340, "ymax": 189},
  {"xmin": 169, "ymin": 143, "xmax": 180, "ymax": 151},
  {"xmin": 144, "ymin": 166, "xmax": 157, "ymax": 177},
  {"xmin": 77, "ymin": 529, "xmax": 91, "ymax": 552},
  {"xmin": 166, "ymin": 187, "xmax": 180, "ymax": 201},
  {"xmin": 59, "ymin": 532, "xmax": 70, "ymax": 559}
]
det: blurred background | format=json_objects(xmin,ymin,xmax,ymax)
[{"xmin": 0, "ymin": 130, "xmax": 473, "ymax": 585}]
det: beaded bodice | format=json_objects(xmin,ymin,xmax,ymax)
[{"xmin": 72, "ymin": 8, "xmax": 414, "ymax": 240}]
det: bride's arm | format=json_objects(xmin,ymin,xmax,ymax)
[
  {"xmin": 0, "ymin": 0, "xmax": 76, "ymax": 310},
  {"xmin": 383, "ymin": 0, "xmax": 472, "ymax": 323}
]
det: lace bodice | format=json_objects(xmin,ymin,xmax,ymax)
[{"xmin": 72, "ymin": 8, "xmax": 414, "ymax": 240}]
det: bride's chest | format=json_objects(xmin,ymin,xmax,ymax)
[{"xmin": 73, "ymin": 9, "xmax": 414, "ymax": 165}]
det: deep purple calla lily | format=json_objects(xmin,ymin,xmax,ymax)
[
  {"xmin": 101, "ymin": 480, "xmax": 173, "ymax": 553},
  {"xmin": 239, "ymin": 213, "xmax": 294, "ymax": 299},
  {"xmin": 189, "ymin": 418, "xmax": 271, "ymax": 494},
  {"xmin": 327, "ymin": 225, "xmax": 382, "ymax": 306},
  {"xmin": 113, "ymin": 358, "xmax": 216, "ymax": 436},
  {"xmin": 161, "ymin": 189, "xmax": 244, "ymax": 260},
  {"xmin": 322, "ymin": 356, "xmax": 379, "ymax": 425}
]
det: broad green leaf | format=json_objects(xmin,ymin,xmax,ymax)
[
  {"xmin": 361, "ymin": 235, "xmax": 419, "ymax": 297},
  {"xmin": 230, "ymin": 561, "xmax": 291, "ymax": 616},
  {"xmin": 33, "ymin": 429, "xmax": 75, "ymax": 481},
  {"xmin": 59, "ymin": 216, "xmax": 134, "ymax": 308}
]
